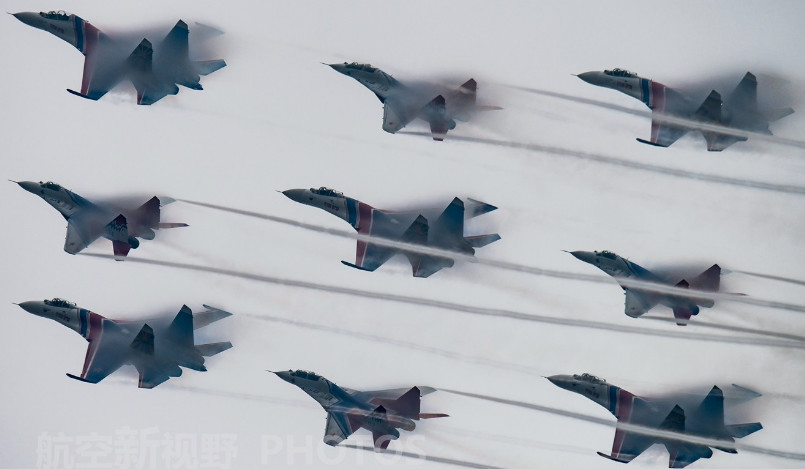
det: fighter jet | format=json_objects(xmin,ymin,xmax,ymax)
[
  {"xmin": 283, "ymin": 187, "xmax": 501, "ymax": 277},
  {"xmin": 327, "ymin": 62, "xmax": 501, "ymax": 141},
  {"xmin": 577, "ymin": 68, "xmax": 793, "ymax": 151},
  {"xmin": 568, "ymin": 251, "xmax": 721, "ymax": 325},
  {"xmin": 547, "ymin": 373, "xmax": 762, "ymax": 468},
  {"xmin": 15, "ymin": 180, "xmax": 187, "ymax": 260},
  {"xmin": 12, "ymin": 10, "xmax": 226, "ymax": 104},
  {"xmin": 16, "ymin": 299, "xmax": 233, "ymax": 388},
  {"xmin": 271, "ymin": 370, "xmax": 448, "ymax": 450}
]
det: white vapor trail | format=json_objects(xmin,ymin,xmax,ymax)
[
  {"xmin": 80, "ymin": 253, "xmax": 805, "ymax": 350},
  {"xmin": 503, "ymin": 85, "xmax": 805, "ymax": 150},
  {"xmin": 178, "ymin": 199, "xmax": 805, "ymax": 316},
  {"xmin": 442, "ymin": 389, "xmax": 805, "ymax": 462}
]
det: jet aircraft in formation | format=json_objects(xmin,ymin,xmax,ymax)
[
  {"xmin": 577, "ymin": 68, "xmax": 793, "ymax": 150},
  {"xmin": 548, "ymin": 373, "xmax": 762, "ymax": 468},
  {"xmin": 15, "ymin": 181, "xmax": 187, "ymax": 260},
  {"xmin": 271, "ymin": 370, "xmax": 448, "ymax": 451},
  {"xmin": 327, "ymin": 62, "xmax": 501, "ymax": 140},
  {"xmin": 16, "ymin": 299, "xmax": 233, "ymax": 388},
  {"xmin": 12, "ymin": 11, "xmax": 226, "ymax": 104},
  {"xmin": 283, "ymin": 187, "xmax": 501, "ymax": 277},
  {"xmin": 569, "ymin": 250, "xmax": 722, "ymax": 325}
]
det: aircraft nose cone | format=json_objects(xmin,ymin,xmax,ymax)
[
  {"xmin": 281, "ymin": 189, "xmax": 307, "ymax": 204},
  {"xmin": 12, "ymin": 12, "xmax": 43, "ymax": 28},
  {"xmin": 568, "ymin": 250, "xmax": 596, "ymax": 264},
  {"xmin": 576, "ymin": 71, "xmax": 604, "ymax": 86},
  {"xmin": 546, "ymin": 374, "xmax": 573, "ymax": 390},
  {"xmin": 17, "ymin": 301, "xmax": 46, "ymax": 316},
  {"xmin": 326, "ymin": 63, "xmax": 347, "ymax": 74},
  {"xmin": 15, "ymin": 181, "xmax": 40, "ymax": 194},
  {"xmin": 272, "ymin": 370, "xmax": 293, "ymax": 383}
]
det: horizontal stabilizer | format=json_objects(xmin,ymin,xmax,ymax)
[
  {"xmin": 130, "ymin": 324, "xmax": 155, "ymax": 355},
  {"xmin": 195, "ymin": 59, "xmax": 227, "ymax": 76},
  {"xmin": 763, "ymin": 107, "xmax": 794, "ymax": 123},
  {"xmin": 157, "ymin": 222, "xmax": 189, "ymax": 228},
  {"xmin": 196, "ymin": 304, "xmax": 233, "ymax": 329},
  {"xmin": 196, "ymin": 341, "xmax": 233, "ymax": 357},
  {"xmin": 727, "ymin": 422, "xmax": 762, "ymax": 438},
  {"xmin": 730, "ymin": 383, "xmax": 762, "ymax": 401},
  {"xmin": 465, "ymin": 198, "xmax": 498, "ymax": 218},
  {"xmin": 465, "ymin": 233, "xmax": 501, "ymax": 248}
]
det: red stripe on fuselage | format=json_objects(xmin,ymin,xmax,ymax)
[
  {"xmin": 355, "ymin": 203, "xmax": 374, "ymax": 267},
  {"xmin": 80, "ymin": 23, "xmax": 100, "ymax": 94},
  {"xmin": 81, "ymin": 313, "xmax": 105, "ymax": 378},
  {"xmin": 611, "ymin": 389, "xmax": 636, "ymax": 457}
]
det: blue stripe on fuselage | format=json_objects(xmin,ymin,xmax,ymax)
[
  {"xmin": 79, "ymin": 309, "xmax": 88, "ymax": 337},
  {"xmin": 609, "ymin": 386, "xmax": 617, "ymax": 414},
  {"xmin": 346, "ymin": 198, "xmax": 358, "ymax": 228},
  {"xmin": 641, "ymin": 78, "xmax": 650, "ymax": 107},
  {"xmin": 74, "ymin": 17, "xmax": 84, "ymax": 53}
]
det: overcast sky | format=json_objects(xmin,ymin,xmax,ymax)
[{"xmin": 2, "ymin": 1, "xmax": 804, "ymax": 468}]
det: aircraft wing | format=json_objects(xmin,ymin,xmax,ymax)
[
  {"xmin": 419, "ymin": 95, "xmax": 456, "ymax": 141},
  {"xmin": 323, "ymin": 411, "xmax": 357, "ymax": 446},
  {"xmin": 597, "ymin": 427, "xmax": 655, "ymax": 464},
  {"xmin": 342, "ymin": 241, "xmax": 396, "ymax": 272},
  {"xmin": 64, "ymin": 218, "xmax": 103, "ymax": 255},
  {"xmin": 637, "ymin": 87, "xmax": 691, "ymax": 148},
  {"xmin": 66, "ymin": 24, "xmax": 121, "ymax": 101},
  {"xmin": 623, "ymin": 288, "xmax": 659, "ymax": 318},
  {"xmin": 66, "ymin": 319, "xmax": 127, "ymax": 384},
  {"xmin": 637, "ymin": 115, "xmax": 689, "ymax": 148}
]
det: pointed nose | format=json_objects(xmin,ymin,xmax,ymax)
[
  {"xmin": 568, "ymin": 250, "xmax": 596, "ymax": 264},
  {"xmin": 576, "ymin": 71, "xmax": 605, "ymax": 86},
  {"xmin": 17, "ymin": 301, "xmax": 47, "ymax": 317},
  {"xmin": 12, "ymin": 12, "xmax": 45, "ymax": 29},
  {"xmin": 326, "ymin": 63, "xmax": 347, "ymax": 74},
  {"xmin": 546, "ymin": 374, "xmax": 574, "ymax": 390},
  {"xmin": 271, "ymin": 370, "xmax": 293, "ymax": 383},
  {"xmin": 15, "ymin": 181, "xmax": 40, "ymax": 194},
  {"xmin": 281, "ymin": 189, "xmax": 307, "ymax": 204}
]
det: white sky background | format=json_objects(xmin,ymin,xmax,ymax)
[{"xmin": 2, "ymin": 1, "xmax": 805, "ymax": 468}]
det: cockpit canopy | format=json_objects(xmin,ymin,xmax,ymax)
[
  {"xmin": 574, "ymin": 373, "xmax": 606, "ymax": 384},
  {"xmin": 40, "ymin": 11, "xmax": 70, "ymax": 20},
  {"xmin": 343, "ymin": 62, "xmax": 376, "ymax": 72},
  {"xmin": 310, "ymin": 187, "xmax": 343, "ymax": 198},
  {"xmin": 291, "ymin": 370, "xmax": 321, "ymax": 380},
  {"xmin": 45, "ymin": 298, "xmax": 76, "ymax": 308},
  {"xmin": 41, "ymin": 181, "xmax": 62, "ymax": 191},
  {"xmin": 604, "ymin": 68, "xmax": 637, "ymax": 78},
  {"xmin": 595, "ymin": 250, "xmax": 618, "ymax": 260}
]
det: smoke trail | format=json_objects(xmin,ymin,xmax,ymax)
[
  {"xmin": 241, "ymin": 313, "xmax": 551, "ymax": 376},
  {"xmin": 640, "ymin": 316, "xmax": 805, "ymax": 343},
  {"xmin": 178, "ymin": 199, "xmax": 805, "ymax": 316},
  {"xmin": 502, "ymin": 85, "xmax": 805, "ymax": 150},
  {"xmin": 734, "ymin": 270, "xmax": 805, "ymax": 287},
  {"xmin": 80, "ymin": 253, "xmax": 805, "ymax": 350},
  {"xmin": 399, "ymin": 131, "xmax": 805, "ymax": 195},
  {"xmin": 441, "ymin": 389, "xmax": 805, "ymax": 462},
  {"xmin": 341, "ymin": 444, "xmax": 504, "ymax": 469}
]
